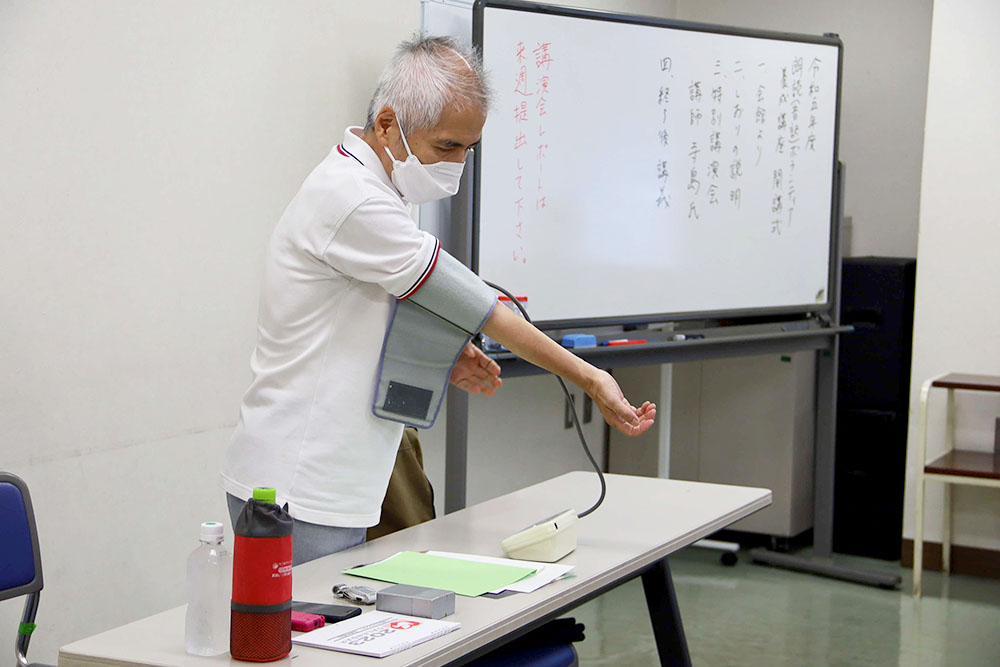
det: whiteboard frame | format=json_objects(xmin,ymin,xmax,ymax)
[{"xmin": 471, "ymin": 0, "xmax": 844, "ymax": 330}]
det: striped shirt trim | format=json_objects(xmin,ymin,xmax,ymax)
[
  {"xmin": 337, "ymin": 144, "xmax": 364, "ymax": 166},
  {"xmin": 398, "ymin": 239, "xmax": 441, "ymax": 301}
]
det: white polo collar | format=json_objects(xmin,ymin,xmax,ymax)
[{"xmin": 340, "ymin": 126, "xmax": 403, "ymax": 198}]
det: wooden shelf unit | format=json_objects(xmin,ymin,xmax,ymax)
[{"xmin": 913, "ymin": 373, "xmax": 1000, "ymax": 598}]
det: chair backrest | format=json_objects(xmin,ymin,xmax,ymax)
[{"xmin": 0, "ymin": 472, "xmax": 43, "ymax": 602}]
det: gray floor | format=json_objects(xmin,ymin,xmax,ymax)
[{"xmin": 564, "ymin": 547, "xmax": 1000, "ymax": 666}]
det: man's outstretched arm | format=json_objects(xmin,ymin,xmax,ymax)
[{"xmin": 481, "ymin": 305, "xmax": 656, "ymax": 436}]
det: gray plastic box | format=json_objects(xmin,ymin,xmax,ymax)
[{"xmin": 375, "ymin": 584, "xmax": 455, "ymax": 619}]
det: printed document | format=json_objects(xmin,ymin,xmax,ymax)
[{"xmin": 291, "ymin": 610, "xmax": 460, "ymax": 658}]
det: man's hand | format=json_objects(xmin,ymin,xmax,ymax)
[
  {"xmin": 587, "ymin": 369, "xmax": 656, "ymax": 437},
  {"xmin": 449, "ymin": 343, "xmax": 502, "ymax": 396}
]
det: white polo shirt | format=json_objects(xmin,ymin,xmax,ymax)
[{"xmin": 221, "ymin": 127, "xmax": 441, "ymax": 527}]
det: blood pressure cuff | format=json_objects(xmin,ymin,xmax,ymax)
[{"xmin": 372, "ymin": 250, "xmax": 498, "ymax": 428}]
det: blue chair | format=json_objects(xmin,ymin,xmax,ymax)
[
  {"xmin": 467, "ymin": 644, "xmax": 578, "ymax": 666},
  {"xmin": 467, "ymin": 618, "xmax": 583, "ymax": 667},
  {"xmin": 0, "ymin": 472, "xmax": 52, "ymax": 667}
]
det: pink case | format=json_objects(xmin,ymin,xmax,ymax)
[{"xmin": 290, "ymin": 611, "xmax": 325, "ymax": 632}]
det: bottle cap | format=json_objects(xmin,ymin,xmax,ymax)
[
  {"xmin": 253, "ymin": 487, "xmax": 277, "ymax": 504},
  {"xmin": 199, "ymin": 521, "xmax": 224, "ymax": 543}
]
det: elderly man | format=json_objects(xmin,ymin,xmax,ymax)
[{"xmin": 221, "ymin": 36, "xmax": 655, "ymax": 564}]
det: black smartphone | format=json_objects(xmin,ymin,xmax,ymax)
[{"xmin": 290, "ymin": 601, "xmax": 362, "ymax": 624}]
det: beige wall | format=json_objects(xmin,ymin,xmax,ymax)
[{"xmin": 0, "ymin": 1, "xmax": 419, "ymax": 661}]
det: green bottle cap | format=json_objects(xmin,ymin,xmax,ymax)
[{"xmin": 253, "ymin": 487, "xmax": 276, "ymax": 503}]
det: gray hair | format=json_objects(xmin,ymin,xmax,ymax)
[{"xmin": 364, "ymin": 35, "xmax": 492, "ymax": 133}]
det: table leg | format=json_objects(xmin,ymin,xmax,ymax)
[
  {"xmin": 943, "ymin": 388, "xmax": 955, "ymax": 575},
  {"xmin": 641, "ymin": 557, "xmax": 692, "ymax": 667},
  {"xmin": 913, "ymin": 474, "xmax": 925, "ymax": 598},
  {"xmin": 942, "ymin": 481, "xmax": 952, "ymax": 574}
]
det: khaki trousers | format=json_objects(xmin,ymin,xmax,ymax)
[{"xmin": 368, "ymin": 427, "xmax": 436, "ymax": 541}]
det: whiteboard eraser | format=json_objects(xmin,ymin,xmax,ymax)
[{"xmin": 561, "ymin": 334, "xmax": 597, "ymax": 348}]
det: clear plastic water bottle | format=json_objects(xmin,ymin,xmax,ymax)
[{"xmin": 185, "ymin": 521, "xmax": 233, "ymax": 656}]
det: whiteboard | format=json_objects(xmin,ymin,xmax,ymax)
[{"xmin": 473, "ymin": 2, "xmax": 842, "ymax": 326}]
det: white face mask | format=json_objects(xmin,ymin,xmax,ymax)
[{"xmin": 384, "ymin": 124, "xmax": 465, "ymax": 204}]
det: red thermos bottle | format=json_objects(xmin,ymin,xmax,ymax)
[{"xmin": 230, "ymin": 487, "xmax": 293, "ymax": 662}]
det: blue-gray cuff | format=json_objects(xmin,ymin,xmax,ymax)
[{"xmin": 372, "ymin": 251, "xmax": 498, "ymax": 428}]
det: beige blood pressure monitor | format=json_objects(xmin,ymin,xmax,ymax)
[{"xmin": 501, "ymin": 509, "xmax": 579, "ymax": 562}]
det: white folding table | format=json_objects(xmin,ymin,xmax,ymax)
[{"xmin": 60, "ymin": 472, "xmax": 770, "ymax": 667}]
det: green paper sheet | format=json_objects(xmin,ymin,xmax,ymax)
[{"xmin": 344, "ymin": 551, "xmax": 536, "ymax": 597}]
